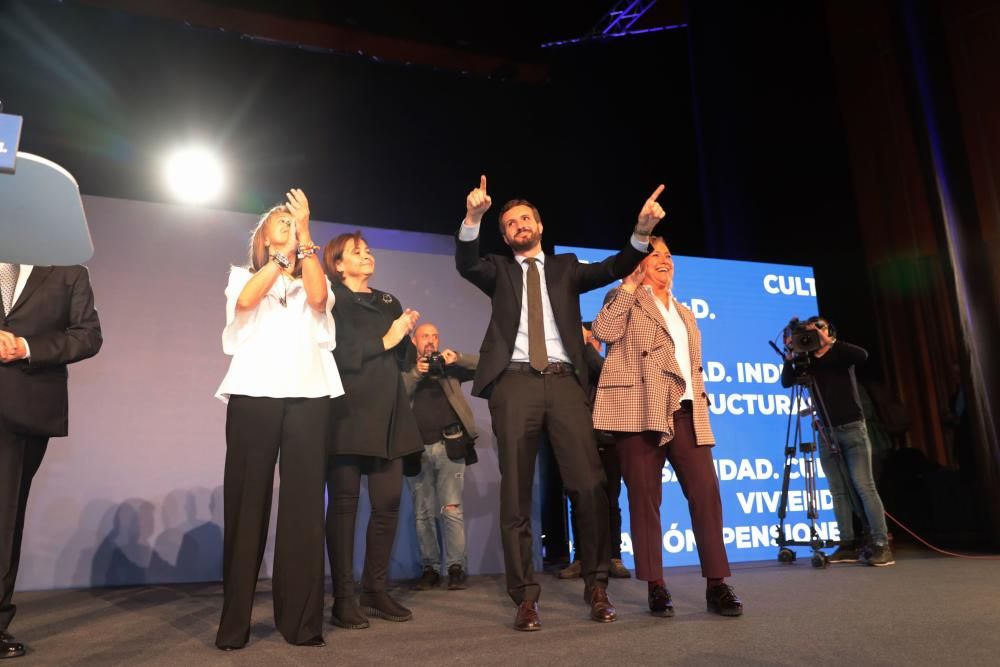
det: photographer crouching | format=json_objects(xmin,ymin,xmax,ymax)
[
  {"xmin": 402, "ymin": 323, "xmax": 480, "ymax": 590},
  {"xmin": 780, "ymin": 317, "xmax": 894, "ymax": 567}
]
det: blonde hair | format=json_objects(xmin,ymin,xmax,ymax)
[{"xmin": 248, "ymin": 205, "xmax": 302, "ymax": 278}]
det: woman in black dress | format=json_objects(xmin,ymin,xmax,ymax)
[{"xmin": 322, "ymin": 231, "xmax": 424, "ymax": 629}]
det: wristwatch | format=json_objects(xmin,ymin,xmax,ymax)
[{"xmin": 271, "ymin": 251, "xmax": 290, "ymax": 269}]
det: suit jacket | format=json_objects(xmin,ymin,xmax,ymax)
[
  {"xmin": 328, "ymin": 284, "xmax": 423, "ymax": 460},
  {"xmin": 0, "ymin": 265, "xmax": 103, "ymax": 437},
  {"xmin": 401, "ymin": 352, "xmax": 480, "ymax": 471},
  {"xmin": 455, "ymin": 234, "xmax": 646, "ymax": 398},
  {"xmin": 583, "ymin": 344, "xmax": 616, "ymax": 447},
  {"xmin": 591, "ymin": 286, "xmax": 714, "ymax": 446}
]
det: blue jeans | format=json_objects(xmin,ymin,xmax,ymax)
[
  {"xmin": 406, "ymin": 442, "xmax": 466, "ymax": 571},
  {"xmin": 820, "ymin": 420, "xmax": 889, "ymax": 544}
]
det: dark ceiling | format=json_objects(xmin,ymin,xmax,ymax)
[
  {"xmin": 77, "ymin": 0, "xmax": 687, "ymax": 65},
  {"xmin": 2, "ymin": 0, "xmax": 701, "ymax": 256},
  {"xmin": 203, "ymin": 0, "xmax": 622, "ymax": 54}
]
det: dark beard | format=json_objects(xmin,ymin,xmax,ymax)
[{"xmin": 507, "ymin": 231, "xmax": 541, "ymax": 254}]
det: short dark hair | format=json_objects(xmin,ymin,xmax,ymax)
[
  {"xmin": 497, "ymin": 199, "xmax": 542, "ymax": 234},
  {"xmin": 806, "ymin": 315, "xmax": 837, "ymax": 338},
  {"xmin": 322, "ymin": 230, "xmax": 367, "ymax": 285}
]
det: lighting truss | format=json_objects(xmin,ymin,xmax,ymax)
[
  {"xmin": 589, "ymin": 0, "xmax": 660, "ymax": 37},
  {"xmin": 540, "ymin": 0, "xmax": 686, "ymax": 48}
]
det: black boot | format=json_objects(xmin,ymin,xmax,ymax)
[
  {"xmin": 359, "ymin": 591, "xmax": 413, "ymax": 622},
  {"xmin": 330, "ymin": 598, "xmax": 369, "ymax": 630}
]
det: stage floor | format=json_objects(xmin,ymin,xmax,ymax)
[{"xmin": 12, "ymin": 547, "xmax": 999, "ymax": 666}]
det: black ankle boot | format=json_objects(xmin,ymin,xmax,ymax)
[
  {"xmin": 331, "ymin": 598, "xmax": 370, "ymax": 629},
  {"xmin": 359, "ymin": 591, "xmax": 413, "ymax": 622}
]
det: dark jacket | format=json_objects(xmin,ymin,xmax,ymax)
[
  {"xmin": 401, "ymin": 352, "xmax": 479, "ymax": 474},
  {"xmin": 583, "ymin": 344, "xmax": 615, "ymax": 447},
  {"xmin": 328, "ymin": 284, "xmax": 422, "ymax": 460},
  {"xmin": 0, "ymin": 265, "xmax": 103, "ymax": 437},
  {"xmin": 780, "ymin": 340, "xmax": 868, "ymax": 428},
  {"xmin": 455, "ymin": 234, "xmax": 645, "ymax": 399}
]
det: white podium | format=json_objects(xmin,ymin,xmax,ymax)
[{"xmin": 0, "ymin": 152, "xmax": 94, "ymax": 265}]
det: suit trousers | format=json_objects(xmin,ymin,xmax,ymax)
[
  {"xmin": 570, "ymin": 440, "xmax": 624, "ymax": 560},
  {"xmin": 0, "ymin": 425, "xmax": 48, "ymax": 631},
  {"xmin": 616, "ymin": 407, "xmax": 731, "ymax": 581},
  {"xmin": 326, "ymin": 455, "xmax": 402, "ymax": 598},
  {"xmin": 216, "ymin": 396, "xmax": 328, "ymax": 648},
  {"xmin": 489, "ymin": 368, "xmax": 610, "ymax": 603}
]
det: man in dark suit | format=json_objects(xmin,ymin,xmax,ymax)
[
  {"xmin": 454, "ymin": 175, "xmax": 664, "ymax": 631},
  {"xmin": 0, "ymin": 263, "xmax": 102, "ymax": 659}
]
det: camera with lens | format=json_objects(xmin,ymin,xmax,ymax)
[
  {"xmin": 423, "ymin": 351, "xmax": 446, "ymax": 379},
  {"xmin": 784, "ymin": 318, "xmax": 822, "ymax": 357},
  {"xmin": 782, "ymin": 318, "xmax": 822, "ymax": 379}
]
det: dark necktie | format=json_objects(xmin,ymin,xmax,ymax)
[
  {"xmin": 0, "ymin": 263, "xmax": 19, "ymax": 316},
  {"xmin": 524, "ymin": 257, "xmax": 548, "ymax": 372}
]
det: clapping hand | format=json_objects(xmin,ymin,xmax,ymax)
[
  {"xmin": 465, "ymin": 174, "xmax": 492, "ymax": 225},
  {"xmin": 285, "ymin": 188, "xmax": 312, "ymax": 245},
  {"xmin": 636, "ymin": 184, "xmax": 666, "ymax": 236},
  {"xmin": 385, "ymin": 308, "xmax": 421, "ymax": 350},
  {"xmin": 620, "ymin": 263, "xmax": 645, "ymax": 292},
  {"xmin": 0, "ymin": 330, "xmax": 26, "ymax": 363}
]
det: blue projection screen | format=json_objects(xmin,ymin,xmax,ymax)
[{"xmin": 557, "ymin": 245, "xmax": 838, "ymax": 566}]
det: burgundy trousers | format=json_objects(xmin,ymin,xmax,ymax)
[{"xmin": 616, "ymin": 406, "xmax": 731, "ymax": 581}]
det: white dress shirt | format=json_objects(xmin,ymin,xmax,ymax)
[
  {"xmin": 215, "ymin": 266, "xmax": 345, "ymax": 402},
  {"xmin": 458, "ymin": 221, "xmax": 649, "ymax": 366},
  {"xmin": 647, "ymin": 286, "xmax": 694, "ymax": 401},
  {"xmin": 11, "ymin": 264, "xmax": 33, "ymax": 304},
  {"xmin": 510, "ymin": 251, "xmax": 571, "ymax": 364}
]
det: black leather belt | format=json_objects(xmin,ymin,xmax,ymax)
[{"xmin": 505, "ymin": 361, "xmax": 575, "ymax": 375}]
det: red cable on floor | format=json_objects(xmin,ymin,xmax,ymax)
[{"xmin": 885, "ymin": 510, "xmax": 1000, "ymax": 560}]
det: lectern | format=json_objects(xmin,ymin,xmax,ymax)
[{"xmin": 0, "ymin": 112, "xmax": 94, "ymax": 265}]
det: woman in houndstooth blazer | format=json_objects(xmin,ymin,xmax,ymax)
[{"xmin": 592, "ymin": 237, "xmax": 743, "ymax": 619}]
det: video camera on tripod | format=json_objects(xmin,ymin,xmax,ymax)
[
  {"xmin": 769, "ymin": 316, "xmax": 839, "ymax": 568},
  {"xmin": 782, "ymin": 317, "xmax": 823, "ymax": 378}
]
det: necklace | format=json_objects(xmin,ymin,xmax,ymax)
[{"xmin": 278, "ymin": 273, "xmax": 291, "ymax": 307}]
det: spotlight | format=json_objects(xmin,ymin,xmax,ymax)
[{"xmin": 162, "ymin": 146, "xmax": 225, "ymax": 205}]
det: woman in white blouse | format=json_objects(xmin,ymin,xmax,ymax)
[{"xmin": 214, "ymin": 189, "xmax": 344, "ymax": 651}]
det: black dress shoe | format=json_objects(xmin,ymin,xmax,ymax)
[
  {"xmin": 587, "ymin": 586, "xmax": 617, "ymax": 623},
  {"xmin": 359, "ymin": 591, "xmax": 413, "ymax": 622},
  {"xmin": 0, "ymin": 632, "xmax": 25, "ymax": 660},
  {"xmin": 330, "ymin": 599, "xmax": 370, "ymax": 629},
  {"xmin": 706, "ymin": 583, "xmax": 743, "ymax": 617},
  {"xmin": 513, "ymin": 601, "xmax": 541, "ymax": 631},
  {"xmin": 296, "ymin": 636, "xmax": 326, "ymax": 647},
  {"xmin": 648, "ymin": 584, "xmax": 675, "ymax": 618}
]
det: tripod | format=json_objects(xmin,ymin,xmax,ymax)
[{"xmin": 774, "ymin": 366, "xmax": 840, "ymax": 568}]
